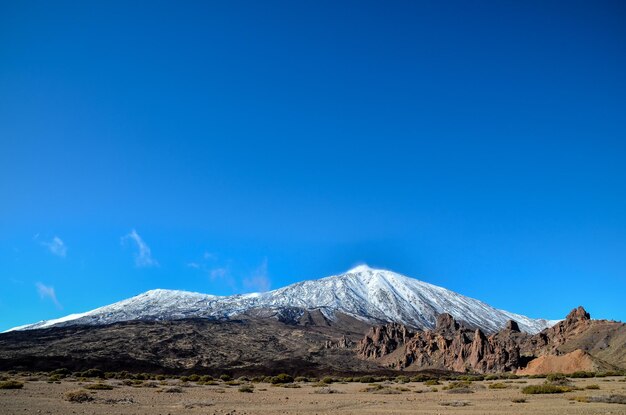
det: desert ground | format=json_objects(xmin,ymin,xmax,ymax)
[{"xmin": 1, "ymin": 373, "xmax": 626, "ymax": 415}]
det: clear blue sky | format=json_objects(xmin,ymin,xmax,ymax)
[{"xmin": 1, "ymin": 1, "xmax": 625, "ymax": 331}]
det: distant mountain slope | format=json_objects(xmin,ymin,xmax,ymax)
[{"xmin": 9, "ymin": 265, "xmax": 556, "ymax": 334}]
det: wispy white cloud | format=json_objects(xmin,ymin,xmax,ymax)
[
  {"xmin": 36, "ymin": 282, "xmax": 62, "ymax": 309},
  {"xmin": 203, "ymin": 251, "xmax": 217, "ymax": 261},
  {"xmin": 122, "ymin": 229, "xmax": 159, "ymax": 268},
  {"xmin": 209, "ymin": 267, "xmax": 229, "ymax": 280},
  {"xmin": 243, "ymin": 259, "xmax": 271, "ymax": 292},
  {"xmin": 40, "ymin": 236, "xmax": 67, "ymax": 258}
]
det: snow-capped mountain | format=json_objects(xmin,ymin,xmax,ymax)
[{"xmin": 10, "ymin": 265, "xmax": 558, "ymax": 333}]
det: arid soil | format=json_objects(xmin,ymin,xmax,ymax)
[{"xmin": 1, "ymin": 375, "xmax": 625, "ymax": 415}]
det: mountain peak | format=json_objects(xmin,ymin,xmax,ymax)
[
  {"xmin": 8, "ymin": 266, "xmax": 557, "ymax": 334},
  {"xmin": 345, "ymin": 264, "xmax": 377, "ymax": 274}
]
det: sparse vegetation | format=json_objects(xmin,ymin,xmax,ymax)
[
  {"xmin": 546, "ymin": 373, "xmax": 567, "ymax": 382},
  {"xmin": 270, "ymin": 374, "xmax": 294, "ymax": 384},
  {"xmin": 570, "ymin": 394, "xmax": 626, "ymax": 404},
  {"xmin": 570, "ymin": 371, "xmax": 596, "ymax": 378},
  {"xmin": 424, "ymin": 379, "xmax": 440, "ymax": 386},
  {"xmin": 511, "ymin": 398, "xmax": 526, "ymax": 403},
  {"xmin": 163, "ymin": 386, "xmax": 183, "ymax": 393},
  {"xmin": 395, "ymin": 375, "xmax": 410, "ymax": 383},
  {"xmin": 64, "ymin": 389, "xmax": 93, "ymax": 403},
  {"xmin": 585, "ymin": 384, "xmax": 600, "ymax": 389},
  {"xmin": 361, "ymin": 384, "xmax": 403, "ymax": 394},
  {"xmin": 410, "ymin": 374, "xmax": 434, "ymax": 382},
  {"xmin": 0, "ymin": 380, "xmax": 24, "ymax": 389},
  {"xmin": 238, "ymin": 384, "xmax": 254, "ymax": 393},
  {"xmin": 443, "ymin": 381, "xmax": 472, "ymax": 390},
  {"xmin": 488, "ymin": 382, "xmax": 508, "ymax": 389},
  {"xmin": 84, "ymin": 383, "xmax": 113, "ymax": 390},
  {"xmin": 522, "ymin": 384, "xmax": 570, "ymax": 394},
  {"xmin": 439, "ymin": 400, "xmax": 470, "ymax": 407},
  {"xmin": 313, "ymin": 386, "xmax": 342, "ymax": 394}
]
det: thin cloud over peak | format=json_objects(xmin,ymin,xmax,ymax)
[
  {"xmin": 40, "ymin": 236, "xmax": 67, "ymax": 258},
  {"xmin": 243, "ymin": 259, "xmax": 271, "ymax": 293},
  {"xmin": 122, "ymin": 229, "xmax": 159, "ymax": 268},
  {"xmin": 35, "ymin": 282, "xmax": 62, "ymax": 309}
]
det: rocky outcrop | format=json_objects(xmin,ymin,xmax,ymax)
[
  {"xmin": 357, "ymin": 307, "xmax": 626, "ymax": 374},
  {"xmin": 357, "ymin": 323, "xmax": 414, "ymax": 358},
  {"xmin": 517, "ymin": 349, "xmax": 616, "ymax": 375},
  {"xmin": 324, "ymin": 335, "xmax": 354, "ymax": 349},
  {"xmin": 357, "ymin": 316, "xmax": 529, "ymax": 373}
]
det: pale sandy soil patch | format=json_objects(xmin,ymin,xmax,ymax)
[{"xmin": 0, "ymin": 376, "xmax": 625, "ymax": 414}]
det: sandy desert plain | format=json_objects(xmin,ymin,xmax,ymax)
[{"xmin": 1, "ymin": 372, "xmax": 625, "ymax": 415}]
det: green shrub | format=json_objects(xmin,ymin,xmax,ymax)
[
  {"xmin": 188, "ymin": 374, "xmax": 200, "ymax": 382},
  {"xmin": 219, "ymin": 374, "xmax": 232, "ymax": 381},
  {"xmin": 50, "ymin": 368, "xmax": 70, "ymax": 377},
  {"xmin": 0, "ymin": 380, "xmax": 24, "ymax": 389},
  {"xmin": 238, "ymin": 384, "xmax": 254, "ymax": 393},
  {"xmin": 81, "ymin": 369, "xmax": 104, "ymax": 378},
  {"xmin": 294, "ymin": 376, "xmax": 309, "ymax": 383},
  {"xmin": 270, "ymin": 374, "xmax": 294, "ymax": 384},
  {"xmin": 443, "ymin": 381, "xmax": 471, "ymax": 390},
  {"xmin": 488, "ymin": 382, "xmax": 508, "ymax": 389},
  {"xmin": 84, "ymin": 383, "xmax": 113, "ymax": 390},
  {"xmin": 570, "ymin": 371, "xmax": 595, "ymax": 378},
  {"xmin": 585, "ymin": 384, "xmax": 600, "ymax": 390},
  {"xmin": 546, "ymin": 373, "xmax": 567, "ymax": 382},
  {"xmin": 484, "ymin": 374, "xmax": 500, "ymax": 381},
  {"xmin": 410, "ymin": 374, "xmax": 434, "ymax": 382},
  {"xmin": 321, "ymin": 376, "xmax": 334, "ymax": 384},
  {"xmin": 522, "ymin": 385, "xmax": 569, "ymax": 394},
  {"xmin": 358, "ymin": 376, "xmax": 375, "ymax": 383},
  {"xmin": 458, "ymin": 375, "xmax": 483, "ymax": 381},
  {"xmin": 424, "ymin": 379, "xmax": 440, "ymax": 386},
  {"xmin": 163, "ymin": 386, "xmax": 183, "ymax": 393},
  {"xmin": 395, "ymin": 375, "xmax": 410, "ymax": 383}
]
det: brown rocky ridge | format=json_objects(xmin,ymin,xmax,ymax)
[{"xmin": 356, "ymin": 306, "xmax": 626, "ymax": 374}]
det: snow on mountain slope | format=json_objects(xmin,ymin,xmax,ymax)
[{"xmin": 8, "ymin": 265, "xmax": 557, "ymax": 333}]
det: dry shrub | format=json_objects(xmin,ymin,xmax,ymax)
[
  {"xmin": 84, "ymin": 383, "xmax": 113, "ymax": 390},
  {"xmin": 64, "ymin": 389, "xmax": 93, "ymax": 403},
  {"xmin": 0, "ymin": 380, "xmax": 24, "ymax": 389},
  {"xmin": 522, "ymin": 385, "xmax": 569, "ymax": 394},
  {"xmin": 439, "ymin": 400, "xmax": 470, "ymax": 407},
  {"xmin": 571, "ymin": 394, "xmax": 626, "ymax": 404},
  {"xmin": 313, "ymin": 386, "xmax": 343, "ymax": 394},
  {"xmin": 163, "ymin": 386, "xmax": 183, "ymax": 393}
]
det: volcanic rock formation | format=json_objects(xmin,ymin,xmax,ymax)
[{"xmin": 357, "ymin": 306, "xmax": 626, "ymax": 374}]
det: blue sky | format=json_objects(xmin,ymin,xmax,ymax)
[{"xmin": 1, "ymin": 1, "xmax": 625, "ymax": 331}]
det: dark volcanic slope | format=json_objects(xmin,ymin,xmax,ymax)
[{"xmin": 0, "ymin": 310, "xmax": 377, "ymax": 376}]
